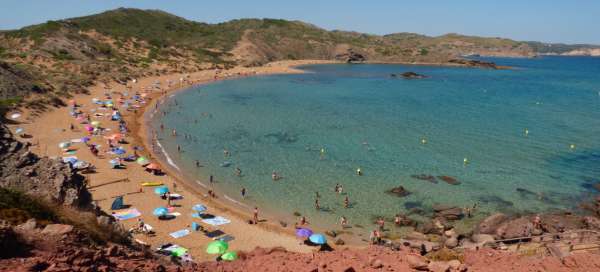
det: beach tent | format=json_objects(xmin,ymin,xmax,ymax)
[
  {"xmin": 206, "ymin": 240, "xmax": 228, "ymax": 255},
  {"xmin": 111, "ymin": 196, "xmax": 124, "ymax": 210},
  {"xmin": 309, "ymin": 234, "xmax": 327, "ymax": 245}
]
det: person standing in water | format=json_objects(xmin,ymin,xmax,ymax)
[
  {"xmin": 253, "ymin": 207, "xmax": 259, "ymax": 224},
  {"xmin": 314, "ymin": 198, "xmax": 320, "ymax": 210},
  {"xmin": 209, "ymin": 175, "xmax": 214, "ymax": 184},
  {"xmin": 340, "ymin": 216, "xmax": 348, "ymax": 227},
  {"xmin": 235, "ymin": 167, "xmax": 242, "ymax": 177},
  {"xmin": 172, "ymin": 129, "xmax": 177, "ymax": 136},
  {"xmin": 344, "ymin": 195, "xmax": 350, "ymax": 208},
  {"xmin": 241, "ymin": 187, "xmax": 246, "ymax": 198}
]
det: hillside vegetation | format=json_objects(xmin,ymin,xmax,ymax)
[{"xmin": 0, "ymin": 8, "xmax": 537, "ymax": 113}]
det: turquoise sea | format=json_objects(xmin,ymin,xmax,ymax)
[{"xmin": 150, "ymin": 56, "xmax": 600, "ymax": 232}]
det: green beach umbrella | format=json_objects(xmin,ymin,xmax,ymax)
[
  {"xmin": 136, "ymin": 156, "xmax": 149, "ymax": 166},
  {"xmin": 172, "ymin": 247, "xmax": 187, "ymax": 257},
  {"xmin": 221, "ymin": 251, "xmax": 238, "ymax": 261},
  {"xmin": 206, "ymin": 240, "xmax": 228, "ymax": 255}
]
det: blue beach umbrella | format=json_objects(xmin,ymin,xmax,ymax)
[
  {"xmin": 309, "ymin": 234, "xmax": 327, "ymax": 245},
  {"xmin": 63, "ymin": 157, "xmax": 78, "ymax": 165},
  {"xmin": 154, "ymin": 186, "xmax": 169, "ymax": 195},
  {"xmin": 153, "ymin": 207, "xmax": 168, "ymax": 217},
  {"xmin": 192, "ymin": 204, "xmax": 207, "ymax": 213},
  {"xmin": 113, "ymin": 148, "xmax": 126, "ymax": 155},
  {"xmin": 296, "ymin": 228, "xmax": 313, "ymax": 238}
]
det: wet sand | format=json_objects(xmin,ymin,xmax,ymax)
[{"xmin": 8, "ymin": 60, "xmax": 341, "ymax": 261}]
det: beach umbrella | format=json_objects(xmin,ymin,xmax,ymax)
[
  {"xmin": 106, "ymin": 133, "xmax": 123, "ymax": 141},
  {"xmin": 81, "ymin": 136, "xmax": 91, "ymax": 143},
  {"xmin": 309, "ymin": 234, "xmax": 327, "ymax": 245},
  {"xmin": 295, "ymin": 228, "xmax": 313, "ymax": 238},
  {"xmin": 58, "ymin": 142, "xmax": 71, "ymax": 149},
  {"xmin": 10, "ymin": 113, "xmax": 21, "ymax": 119},
  {"xmin": 15, "ymin": 128, "xmax": 24, "ymax": 134},
  {"xmin": 171, "ymin": 247, "xmax": 187, "ymax": 257},
  {"xmin": 85, "ymin": 125, "xmax": 94, "ymax": 132},
  {"xmin": 153, "ymin": 206, "xmax": 168, "ymax": 217},
  {"xmin": 192, "ymin": 204, "xmax": 207, "ymax": 213},
  {"xmin": 136, "ymin": 156, "xmax": 150, "ymax": 166},
  {"xmin": 91, "ymin": 121, "xmax": 101, "ymax": 127},
  {"xmin": 154, "ymin": 186, "xmax": 169, "ymax": 195},
  {"xmin": 145, "ymin": 163, "xmax": 160, "ymax": 170},
  {"xmin": 109, "ymin": 159, "xmax": 120, "ymax": 166},
  {"xmin": 221, "ymin": 251, "xmax": 238, "ymax": 261},
  {"xmin": 145, "ymin": 163, "xmax": 161, "ymax": 170},
  {"xmin": 72, "ymin": 161, "xmax": 87, "ymax": 169},
  {"xmin": 206, "ymin": 240, "xmax": 228, "ymax": 255}
]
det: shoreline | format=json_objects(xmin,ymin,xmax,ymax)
[
  {"xmin": 133, "ymin": 61, "xmax": 329, "ymax": 240},
  {"xmin": 7, "ymin": 59, "xmax": 346, "ymax": 261}
]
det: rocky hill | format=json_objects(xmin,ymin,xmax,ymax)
[{"xmin": 0, "ymin": 8, "xmax": 537, "ymax": 114}]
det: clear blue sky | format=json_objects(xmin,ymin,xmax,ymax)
[{"xmin": 1, "ymin": 0, "xmax": 599, "ymax": 44}]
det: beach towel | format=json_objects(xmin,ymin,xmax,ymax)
[
  {"xmin": 169, "ymin": 193, "xmax": 184, "ymax": 200},
  {"xmin": 110, "ymin": 196, "xmax": 124, "ymax": 210},
  {"xmin": 202, "ymin": 216, "xmax": 231, "ymax": 226},
  {"xmin": 170, "ymin": 229, "xmax": 191, "ymax": 238},
  {"xmin": 70, "ymin": 138, "xmax": 82, "ymax": 143},
  {"xmin": 216, "ymin": 235, "xmax": 235, "ymax": 242},
  {"xmin": 205, "ymin": 230, "xmax": 225, "ymax": 238},
  {"xmin": 167, "ymin": 212, "xmax": 181, "ymax": 217},
  {"xmin": 112, "ymin": 208, "xmax": 141, "ymax": 221}
]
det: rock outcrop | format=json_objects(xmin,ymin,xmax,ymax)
[
  {"xmin": 448, "ymin": 59, "xmax": 504, "ymax": 69},
  {"xmin": 0, "ymin": 123, "xmax": 91, "ymax": 207},
  {"xmin": 335, "ymin": 49, "xmax": 366, "ymax": 63}
]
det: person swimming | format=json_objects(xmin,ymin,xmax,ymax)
[
  {"xmin": 272, "ymin": 171, "xmax": 280, "ymax": 181},
  {"xmin": 235, "ymin": 167, "xmax": 242, "ymax": 177},
  {"xmin": 356, "ymin": 168, "xmax": 362, "ymax": 176}
]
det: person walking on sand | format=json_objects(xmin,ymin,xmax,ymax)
[
  {"xmin": 253, "ymin": 207, "xmax": 259, "ymax": 224},
  {"xmin": 173, "ymin": 181, "xmax": 178, "ymax": 192},
  {"xmin": 166, "ymin": 192, "xmax": 172, "ymax": 207}
]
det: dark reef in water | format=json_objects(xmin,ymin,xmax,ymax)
[
  {"xmin": 477, "ymin": 195, "xmax": 514, "ymax": 207},
  {"xmin": 264, "ymin": 131, "xmax": 299, "ymax": 144},
  {"xmin": 411, "ymin": 174, "xmax": 438, "ymax": 184}
]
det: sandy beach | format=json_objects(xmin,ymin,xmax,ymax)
[{"xmin": 7, "ymin": 59, "xmax": 339, "ymax": 261}]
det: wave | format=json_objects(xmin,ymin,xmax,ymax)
[
  {"xmin": 156, "ymin": 139, "xmax": 180, "ymax": 171},
  {"xmin": 195, "ymin": 180, "xmax": 208, "ymax": 188},
  {"xmin": 224, "ymin": 194, "xmax": 249, "ymax": 208}
]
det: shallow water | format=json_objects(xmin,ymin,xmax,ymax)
[{"xmin": 151, "ymin": 56, "xmax": 600, "ymax": 231}]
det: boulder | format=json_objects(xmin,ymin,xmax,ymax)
[
  {"xmin": 406, "ymin": 231, "xmax": 428, "ymax": 241},
  {"xmin": 584, "ymin": 216, "xmax": 600, "ymax": 230},
  {"xmin": 400, "ymin": 72, "xmax": 428, "ymax": 79},
  {"xmin": 41, "ymin": 224, "xmax": 73, "ymax": 236},
  {"xmin": 400, "ymin": 239, "xmax": 440, "ymax": 253},
  {"xmin": 471, "ymin": 234, "xmax": 495, "ymax": 244},
  {"xmin": 476, "ymin": 213, "xmax": 508, "ymax": 234},
  {"xmin": 406, "ymin": 254, "xmax": 429, "ymax": 270},
  {"xmin": 448, "ymin": 260, "xmax": 462, "ymax": 270},
  {"xmin": 428, "ymin": 261, "xmax": 451, "ymax": 272},
  {"xmin": 435, "ymin": 207, "xmax": 464, "ymax": 221},
  {"xmin": 496, "ymin": 217, "xmax": 533, "ymax": 239},
  {"xmin": 444, "ymin": 237, "xmax": 458, "ymax": 248},
  {"xmin": 386, "ymin": 186, "xmax": 411, "ymax": 197},
  {"xmin": 438, "ymin": 176, "xmax": 461, "ymax": 185},
  {"xmin": 15, "ymin": 218, "xmax": 37, "ymax": 232}
]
